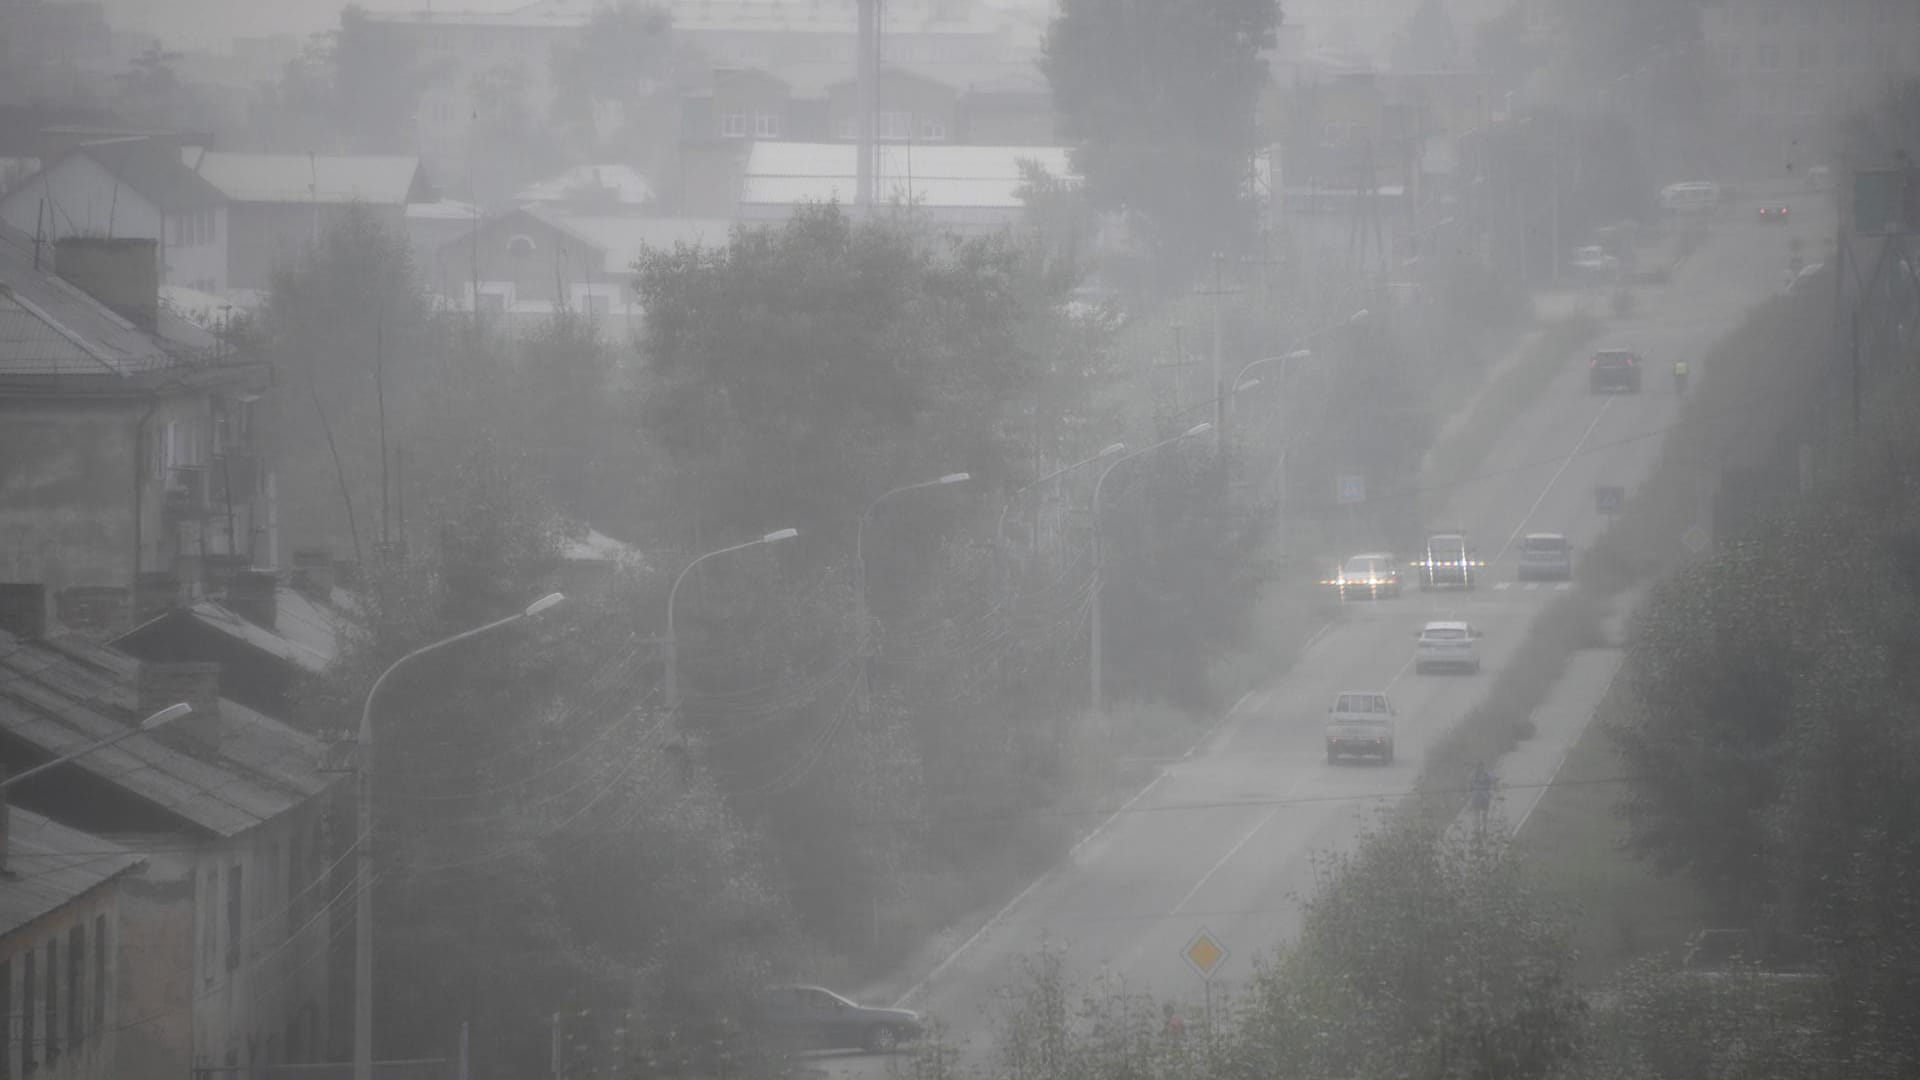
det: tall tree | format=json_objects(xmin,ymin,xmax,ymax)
[
  {"xmin": 548, "ymin": 2, "xmax": 678, "ymax": 159},
  {"xmin": 1041, "ymin": 0, "xmax": 1279, "ymax": 288}
]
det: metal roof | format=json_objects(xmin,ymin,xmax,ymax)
[
  {"xmin": 74, "ymin": 137, "xmax": 226, "ymax": 214},
  {"xmin": 0, "ymin": 222, "xmax": 217, "ymax": 378},
  {"xmin": 182, "ymin": 148, "xmax": 424, "ymax": 206},
  {"xmin": 516, "ymin": 165, "xmax": 655, "ymax": 208},
  {"xmin": 0, "ymin": 631, "xmax": 334, "ymax": 840},
  {"xmin": 739, "ymin": 141, "xmax": 1074, "ymax": 211},
  {"xmin": 0, "ymin": 810, "xmax": 142, "ymax": 936}
]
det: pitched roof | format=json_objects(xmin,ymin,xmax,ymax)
[
  {"xmin": 74, "ymin": 136, "xmax": 226, "ymax": 214},
  {"xmin": 174, "ymin": 587, "xmax": 347, "ymax": 676},
  {"xmin": 182, "ymin": 148, "xmax": 425, "ymax": 206},
  {"xmin": 0, "ymin": 810, "xmax": 142, "ymax": 936},
  {"xmin": 0, "ymin": 221, "xmax": 218, "ymax": 379},
  {"xmin": 0, "ymin": 631, "xmax": 335, "ymax": 840},
  {"xmin": 739, "ymin": 142, "xmax": 1074, "ymax": 211},
  {"xmin": 536, "ymin": 211, "xmax": 734, "ymax": 275}
]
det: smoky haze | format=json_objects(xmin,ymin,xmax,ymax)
[{"xmin": 0, "ymin": 2, "xmax": 1916, "ymax": 1080}]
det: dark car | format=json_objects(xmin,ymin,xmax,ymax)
[
  {"xmin": 1329, "ymin": 552, "xmax": 1402, "ymax": 600},
  {"xmin": 1589, "ymin": 348, "xmax": 1643, "ymax": 393},
  {"xmin": 1757, "ymin": 204, "xmax": 1791, "ymax": 223},
  {"xmin": 1418, "ymin": 533, "xmax": 1478, "ymax": 590},
  {"xmin": 1517, "ymin": 532, "xmax": 1573, "ymax": 581},
  {"xmin": 754, "ymin": 986, "xmax": 924, "ymax": 1053}
]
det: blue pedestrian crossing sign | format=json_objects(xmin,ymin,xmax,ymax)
[
  {"xmin": 1337, "ymin": 475, "xmax": 1366, "ymax": 505},
  {"xmin": 1595, "ymin": 485, "xmax": 1625, "ymax": 515}
]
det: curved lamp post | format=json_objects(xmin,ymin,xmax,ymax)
[
  {"xmin": 854, "ymin": 473, "xmax": 969, "ymax": 696},
  {"xmin": 995, "ymin": 443, "xmax": 1127, "ymax": 554},
  {"xmin": 1089, "ymin": 424, "xmax": 1211, "ymax": 714},
  {"xmin": 354, "ymin": 591, "xmax": 565, "ymax": 1080},
  {"xmin": 0, "ymin": 702, "xmax": 192, "ymax": 793},
  {"xmin": 664, "ymin": 529, "xmax": 799, "ymax": 715}
]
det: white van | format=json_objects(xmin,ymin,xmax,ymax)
[
  {"xmin": 1325, "ymin": 690, "xmax": 1396, "ymax": 764},
  {"xmin": 1660, "ymin": 182, "xmax": 1721, "ymax": 214}
]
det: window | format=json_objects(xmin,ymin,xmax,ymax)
[
  {"xmin": 21, "ymin": 950, "xmax": 34, "ymax": 1072},
  {"xmin": 719, "ymin": 112, "xmax": 749, "ymax": 137},
  {"xmin": 66, "ymin": 927, "xmax": 82, "ymax": 1045},
  {"xmin": 226, "ymin": 865, "xmax": 243, "ymax": 970},
  {"xmin": 753, "ymin": 112, "xmax": 781, "ymax": 137},
  {"xmin": 920, "ymin": 117, "xmax": 947, "ymax": 141},
  {"xmin": 835, "ymin": 116, "xmax": 859, "ymax": 140},
  {"xmin": 42, "ymin": 940, "xmax": 55, "ymax": 1061},
  {"xmin": 878, "ymin": 111, "xmax": 912, "ymax": 139},
  {"xmin": 92, "ymin": 916, "xmax": 106, "ymax": 1028}
]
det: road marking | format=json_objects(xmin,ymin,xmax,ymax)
[
  {"xmin": 1493, "ymin": 582, "xmax": 1513, "ymax": 591},
  {"xmin": 1524, "ymin": 582, "xmax": 1539, "ymax": 592},
  {"xmin": 1498, "ymin": 397, "xmax": 1616, "ymax": 559},
  {"xmin": 1170, "ymin": 805, "xmax": 1284, "ymax": 916},
  {"xmin": 1555, "ymin": 582, "xmax": 1572, "ymax": 591}
]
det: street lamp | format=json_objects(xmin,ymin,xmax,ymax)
[
  {"xmin": 354, "ymin": 592, "xmax": 566, "ymax": 1080},
  {"xmin": 664, "ymin": 528, "xmax": 799, "ymax": 715},
  {"xmin": 1089, "ymin": 424, "xmax": 1211, "ymax": 714},
  {"xmin": 996, "ymin": 443, "xmax": 1126, "ymax": 554},
  {"xmin": 854, "ymin": 472, "xmax": 970, "ymax": 696},
  {"xmin": 0, "ymin": 702, "xmax": 192, "ymax": 793}
]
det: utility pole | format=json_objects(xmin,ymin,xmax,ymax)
[
  {"xmin": 1198, "ymin": 254, "xmax": 1240, "ymax": 449},
  {"xmin": 855, "ymin": 0, "xmax": 878, "ymax": 212}
]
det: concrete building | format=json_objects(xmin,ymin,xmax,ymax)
[
  {"xmin": 0, "ymin": 224, "xmax": 271, "ymax": 640},
  {"xmin": 733, "ymin": 140, "xmax": 1075, "ymax": 232},
  {"xmin": 0, "ymin": 629, "xmax": 344, "ymax": 1077}
]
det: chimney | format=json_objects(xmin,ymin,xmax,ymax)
[
  {"xmin": 138, "ymin": 661, "xmax": 222, "ymax": 740},
  {"xmin": 227, "ymin": 570, "xmax": 278, "ymax": 630},
  {"xmin": 0, "ymin": 585, "xmax": 47, "ymax": 640},
  {"xmin": 134, "ymin": 571, "xmax": 182, "ymax": 624},
  {"xmin": 54, "ymin": 237, "xmax": 161, "ymax": 332},
  {"xmin": 290, "ymin": 548, "xmax": 335, "ymax": 599}
]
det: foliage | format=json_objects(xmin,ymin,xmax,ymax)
[
  {"xmin": 548, "ymin": 2, "xmax": 678, "ymax": 160},
  {"xmin": 1564, "ymin": 960, "xmax": 1836, "ymax": 1080},
  {"xmin": 1041, "ymin": 0, "xmax": 1279, "ymax": 287},
  {"xmin": 1233, "ymin": 821, "xmax": 1586, "ymax": 1080}
]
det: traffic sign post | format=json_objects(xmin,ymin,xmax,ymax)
[
  {"xmin": 1183, "ymin": 929, "xmax": 1229, "ymax": 1032},
  {"xmin": 1595, "ymin": 485, "xmax": 1625, "ymax": 517},
  {"xmin": 1337, "ymin": 475, "xmax": 1366, "ymax": 505}
]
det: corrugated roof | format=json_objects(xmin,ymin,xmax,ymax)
[
  {"xmin": 0, "ymin": 810, "xmax": 142, "ymax": 936},
  {"xmin": 516, "ymin": 165, "xmax": 655, "ymax": 208},
  {"xmin": 182, "ymin": 148, "xmax": 423, "ymax": 206},
  {"xmin": 0, "ymin": 631, "xmax": 334, "ymax": 840},
  {"xmin": 76, "ymin": 136, "xmax": 226, "ymax": 214},
  {"xmin": 0, "ymin": 221, "xmax": 217, "ymax": 378},
  {"xmin": 180, "ymin": 587, "xmax": 345, "ymax": 676},
  {"xmin": 739, "ymin": 142, "xmax": 1074, "ymax": 211}
]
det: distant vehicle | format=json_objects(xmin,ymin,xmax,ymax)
[
  {"xmin": 1660, "ymin": 181, "xmax": 1721, "ymax": 214},
  {"xmin": 1415, "ymin": 621, "xmax": 1482, "ymax": 674},
  {"xmin": 1517, "ymin": 532, "xmax": 1574, "ymax": 581},
  {"xmin": 1570, "ymin": 245, "xmax": 1620, "ymax": 279},
  {"xmin": 1418, "ymin": 533, "xmax": 1479, "ymax": 590},
  {"xmin": 1325, "ymin": 690, "xmax": 1396, "ymax": 764},
  {"xmin": 753, "ymin": 986, "xmax": 924, "ymax": 1053},
  {"xmin": 1329, "ymin": 553, "xmax": 1403, "ymax": 600},
  {"xmin": 1590, "ymin": 348, "xmax": 1643, "ymax": 394},
  {"xmin": 1757, "ymin": 204, "xmax": 1791, "ymax": 223}
]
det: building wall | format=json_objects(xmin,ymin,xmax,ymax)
[
  {"xmin": 0, "ymin": 876, "xmax": 184, "ymax": 1080},
  {"xmin": 162, "ymin": 204, "xmax": 228, "ymax": 294},
  {"xmin": 711, "ymin": 71, "xmax": 798, "ymax": 141},
  {"xmin": 433, "ymin": 212, "xmax": 606, "ymax": 311},
  {"xmin": 959, "ymin": 95, "xmax": 1057, "ymax": 146},
  {"xmin": 826, "ymin": 72, "xmax": 960, "ymax": 142}
]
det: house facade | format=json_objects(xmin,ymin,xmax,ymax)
[
  {"xmin": 0, "ymin": 631, "xmax": 344, "ymax": 1076},
  {"xmin": 0, "ymin": 228, "xmax": 271, "ymax": 640}
]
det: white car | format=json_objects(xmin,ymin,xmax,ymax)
[{"xmin": 1414, "ymin": 620, "xmax": 1481, "ymax": 674}]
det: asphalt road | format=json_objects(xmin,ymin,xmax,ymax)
[{"xmin": 818, "ymin": 188, "xmax": 1829, "ymax": 1076}]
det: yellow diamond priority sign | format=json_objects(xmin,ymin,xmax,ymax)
[{"xmin": 1182, "ymin": 929, "xmax": 1228, "ymax": 980}]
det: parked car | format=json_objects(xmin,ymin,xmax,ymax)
[
  {"xmin": 753, "ymin": 986, "xmax": 924, "ymax": 1053},
  {"xmin": 1418, "ymin": 532, "xmax": 1479, "ymax": 590},
  {"xmin": 1415, "ymin": 621, "xmax": 1482, "ymax": 674},
  {"xmin": 1589, "ymin": 348, "xmax": 1643, "ymax": 394},
  {"xmin": 1325, "ymin": 690, "xmax": 1396, "ymax": 764},
  {"xmin": 1517, "ymin": 532, "xmax": 1574, "ymax": 581},
  {"xmin": 1329, "ymin": 552, "xmax": 1403, "ymax": 600}
]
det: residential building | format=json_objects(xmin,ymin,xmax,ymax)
[
  {"xmin": 180, "ymin": 148, "xmax": 432, "ymax": 305},
  {"xmin": 0, "ymin": 629, "xmax": 343, "ymax": 1076},
  {"xmin": 0, "ymin": 137, "xmax": 230, "ymax": 295},
  {"xmin": 430, "ymin": 206, "xmax": 730, "ymax": 340},
  {"xmin": 732, "ymin": 141, "xmax": 1075, "ymax": 233},
  {"xmin": 0, "ymin": 224, "xmax": 271, "ymax": 640},
  {"xmin": 1702, "ymin": 0, "xmax": 1920, "ymax": 170},
  {"xmin": 679, "ymin": 60, "xmax": 1054, "ymax": 146},
  {"xmin": 515, "ymin": 164, "xmax": 657, "ymax": 212}
]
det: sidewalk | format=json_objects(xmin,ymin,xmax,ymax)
[{"xmin": 1449, "ymin": 645, "xmax": 1625, "ymax": 841}]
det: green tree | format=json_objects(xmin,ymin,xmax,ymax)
[
  {"xmin": 1041, "ymin": 0, "xmax": 1279, "ymax": 287},
  {"xmin": 1232, "ymin": 820, "xmax": 1585, "ymax": 1080}
]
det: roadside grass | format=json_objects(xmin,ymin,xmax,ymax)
[
  {"xmin": 1419, "ymin": 313, "xmax": 1605, "ymax": 510},
  {"xmin": 1513, "ymin": 683, "xmax": 1707, "ymax": 983}
]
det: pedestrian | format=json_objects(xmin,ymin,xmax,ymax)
[{"xmin": 1163, "ymin": 1003, "xmax": 1186, "ymax": 1041}]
